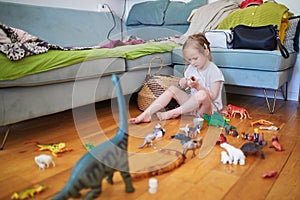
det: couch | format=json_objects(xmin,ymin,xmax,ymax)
[{"xmin": 0, "ymin": 2, "xmax": 176, "ymax": 149}]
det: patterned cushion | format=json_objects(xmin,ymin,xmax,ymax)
[{"xmin": 284, "ymin": 16, "xmax": 300, "ymax": 52}]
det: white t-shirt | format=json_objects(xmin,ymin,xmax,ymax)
[{"xmin": 184, "ymin": 61, "xmax": 225, "ymax": 111}]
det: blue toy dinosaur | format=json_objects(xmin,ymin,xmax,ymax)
[{"xmin": 53, "ymin": 74, "xmax": 135, "ymax": 200}]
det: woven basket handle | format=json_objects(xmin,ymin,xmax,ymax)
[{"xmin": 147, "ymin": 56, "xmax": 164, "ymax": 75}]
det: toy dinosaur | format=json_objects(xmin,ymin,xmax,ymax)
[
  {"xmin": 53, "ymin": 75, "xmax": 134, "ymax": 200},
  {"xmin": 137, "ymin": 124, "xmax": 165, "ymax": 149},
  {"xmin": 182, "ymin": 137, "xmax": 203, "ymax": 158},
  {"xmin": 11, "ymin": 184, "xmax": 45, "ymax": 200},
  {"xmin": 203, "ymin": 111, "xmax": 232, "ymax": 128}
]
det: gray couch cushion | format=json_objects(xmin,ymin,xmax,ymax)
[
  {"xmin": 164, "ymin": 0, "xmax": 207, "ymax": 25},
  {"xmin": 126, "ymin": 0, "xmax": 169, "ymax": 25},
  {"xmin": 172, "ymin": 46, "xmax": 297, "ymax": 71}
]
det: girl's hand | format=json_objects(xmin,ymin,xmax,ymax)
[
  {"xmin": 179, "ymin": 77, "xmax": 188, "ymax": 88},
  {"xmin": 187, "ymin": 76, "xmax": 200, "ymax": 89}
]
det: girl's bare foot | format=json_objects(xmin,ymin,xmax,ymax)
[
  {"xmin": 129, "ymin": 113, "xmax": 151, "ymax": 124},
  {"xmin": 156, "ymin": 111, "xmax": 180, "ymax": 121}
]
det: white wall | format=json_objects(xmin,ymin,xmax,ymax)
[{"xmin": 1, "ymin": 0, "xmax": 299, "ymax": 100}]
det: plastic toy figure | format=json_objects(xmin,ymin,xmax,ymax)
[
  {"xmin": 179, "ymin": 124, "xmax": 200, "ymax": 138},
  {"xmin": 31, "ymin": 141, "xmax": 72, "ymax": 157},
  {"xmin": 240, "ymin": 142, "xmax": 265, "ymax": 159},
  {"xmin": 250, "ymin": 119, "xmax": 274, "ymax": 127},
  {"xmin": 227, "ymin": 104, "xmax": 252, "ymax": 119},
  {"xmin": 220, "ymin": 142, "xmax": 246, "ymax": 165},
  {"xmin": 216, "ymin": 133, "xmax": 227, "ymax": 145},
  {"xmin": 220, "ymin": 151, "xmax": 232, "ymax": 164},
  {"xmin": 34, "ymin": 154, "xmax": 55, "ymax": 169},
  {"xmin": 262, "ymin": 170, "xmax": 278, "ymax": 178},
  {"xmin": 53, "ymin": 75, "xmax": 135, "ymax": 200},
  {"xmin": 270, "ymin": 134, "xmax": 283, "ymax": 151},
  {"xmin": 11, "ymin": 184, "xmax": 45, "ymax": 200},
  {"xmin": 259, "ymin": 125, "xmax": 279, "ymax": 131},
  {"xmin": 137, "ymin": 124, "xmax": 165, "ymax": 149},
  {"xmin": 253, "ymin": 128, "xmax": 259, "ymax": 143},
  {"xmin": 170, "ymin": 133, "xmax": 192, "ymax": 144},
  {"xmin": 182, "ymin": 137, "xmax": 203, "ymax": 158}
]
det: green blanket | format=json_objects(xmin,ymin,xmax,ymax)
[{"xmin": 0, "ymin": 41, "xmax": 179, "ymax": 81}]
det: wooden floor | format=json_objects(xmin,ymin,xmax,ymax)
[{"xmin": 0, "ymin": 93, "xmax": 299, "ymax": 200}]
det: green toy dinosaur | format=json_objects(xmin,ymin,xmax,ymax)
[{"xmin": 203, "ymin": 111, "xmax": 233, "ymax": 128}]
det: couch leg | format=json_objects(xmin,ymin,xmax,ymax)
[
  {"xmin": 281, "ymin": 82, "xmax": 288, "ymax": 101},
  {"xmin": 263, "ymin": 89, "xmax": 278, "ymax": 114},
  {"xmin": 0, "ymin": 126, "xmax": 10, "ymax": 150}
]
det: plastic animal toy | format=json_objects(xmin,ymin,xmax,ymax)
[
  {"xmin": 137, "ymin": 124, "xmax": 165, "ymax": 149},
  {"xmin": 216, "ymin": 133, "xmax": 227, "ymax": 145},
  {"xmin": 182, "ymin": 137, "xmax": 203, "ymax": 158},
  {"xmin": 262, "ymin": 170, "xmax": 278, "ymax": 178},
  {"xmin": 270, "ymin": 134, "xmax": 283, "ymax": 151},
  {"xmin": 34, "ymin": 154, "xmax": 55, "ymax": 169},
  {"xmin": 31, "ymin": 141, "xmax": 72, "ymax": 157},
  {"xmin": 179, "ymin": 124, "xmax": 200, "ymax": 138},
  {"xmin": 220, "ymin": 151, "xmax": 232, "ymax": 164},
  {"xmin": 240, "ymin": 142, "xmax": 265, "ymax": 159},
  {"xmin": 203, "ymin": 111, "xmax": 231, "ymax": 128},
  {"xmin": 170, "ymin": 133, "xmax": 192, "ymax": 144},
  {"xmin": 11, "ymin": 184, "xmax": 45, "ymax": 200},
  {"xmin": 227, "ymin": 104, "xmax": 252, "ymax": 119},
  {"xmin": 220, "ymin": 142, "xmax": 245, "ymax": 165},
  {"xmin": 253, "ymin": 128, "xmax": 259, "ymax": 143},
  {"xmin": 53, "ymin": 75, "xmax": 135, "ymax": 200},
  {"xmin": 250, "ymin": 119, "xmax": 274, "ymax": 127}
]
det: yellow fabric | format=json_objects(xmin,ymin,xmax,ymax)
[{"xmin": 217, "ymin": 2, "xmax": 289, "ymax": 33}]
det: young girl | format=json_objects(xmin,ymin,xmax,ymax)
[{"xmin": 130, "ymin": 33, "xmax": 224, "ymax": 124}]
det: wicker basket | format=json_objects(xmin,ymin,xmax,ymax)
[{"xmin": 137, "ymin": 56, "xmax": 180, "ymax": 111}]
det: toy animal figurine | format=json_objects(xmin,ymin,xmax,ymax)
[
  {"xmin": 220, "ymin": 142, "xmax": 245, "ymax": 165},
  {"xmin": 203, "ymin": 111, "xmax": 233, "ymax": 128},
  {"xmin": 137, "ymin": 124, "xmax": 165, "ymax": 149},
  {"xmin": 227, "ymin": 104, "xmax": 252, "ymax": 119},
  {"xmin": 26, "ymin": 141, "xmax": 73, "ymax": 157},
  {"xmin": 220, "ymin": 151, "xmax": 232, "ymax": 164},
  {"xmin": 179, "ymin": 124, "xmax": 200, "ymax": 138},
  {"xmin": 53, "ymin": 75, "xmax": 134, "ymax": 200},
  {"xmin": 240, "ymin": 142, "xmax": 265, "ymax": 159},
  {"xmin": 270, "ymin": 134, "xmax": 283, "ymax": 151},
  {"xmin": 11, "ymin": 184, "xmax": 45, "ymax": 200},
  {"xmin": 216, "ymin": 133, "xmax": 227, "ymax": 145},
  {"xmin": 170, "ymin": 133, "xmax": 192, "ymax": 144},
  {"xmin": 250, "ymin": 119, "xmax": 274, "ymax": 127},
  {"xmin": 182, "ymin": 137, "xmax": 203, "ymax": 158},
  {"xmin": 261, "ymin": 170, "xmax": 278, "ymax": 178},
  {"xmin": 34, "ymin": 154, "xmax": 55, "ymax": 169}
]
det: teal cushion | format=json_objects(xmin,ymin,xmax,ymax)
[
  {"xmin": 164, "ymin": 0, "xmax": 207, "ymax": 25},
  {"xmin": 126, "ymin": 0, "xmax": 169, "ymax": 25}
]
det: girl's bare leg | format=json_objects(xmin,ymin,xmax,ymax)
[
  {"xmin": 156, "ymin": 90, "xmax": 212, "ymax": 121},
  {"xmin": 129, "ymin": 86, "xmax": 188, "ymax": 124}
]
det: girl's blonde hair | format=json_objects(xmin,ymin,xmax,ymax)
[{"xmin": 182, "ymin": 33, "xmax": 212, "ymax": 61}]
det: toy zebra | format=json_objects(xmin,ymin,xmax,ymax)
[{"xmin": 53, "ymin": 74, "xmax": 134, "ymax": 200}]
